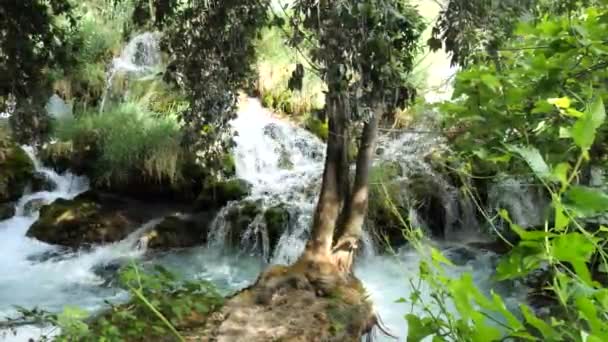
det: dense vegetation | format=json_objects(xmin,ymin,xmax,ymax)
[{"xmin": 1, "ymin": 0, "xmax": 608, "ymax": 341}]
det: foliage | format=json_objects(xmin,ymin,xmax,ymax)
[
  {"xmin": 0, "ymin": 0, "xmax": 75, "ymax": 101},
  {"xmin": 158, "ymin": 0, "xmax": 271, "ymax": 179},
  {"xmin": 52, "ymin": 101, "xmax": 184, "ymax": 186},
  {"xmin": 51, "ymin": 0, "xmax": 137, "ymax": 109},
  {"xmin": 442, "ymin": 6, "xmax": 608, "ymax": 179},
  {"xmin": 256, "ymin": 25, "xmax": 325, "ymax": 119},
  {"xmin": 291, "ymin": 0, "xmax": 425, "ymax": 113},
  {"xmin": 404, "ymin": 3, "xmax": 608, "ymax": 342},
  {"xmin": 5, "ymin": 264, "xmax": 224, "ymax": 341}
]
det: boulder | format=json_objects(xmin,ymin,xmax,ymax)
[
  {"xmin": 0, "ymin": 203, "xmax": 15, "ymax": 220},
  {"xmin": 224, "ymin": 200, "xmax": 264, "ymax": 246},
  {"xmin": 0, "ymin": 144, "xmax": 35, "ymax": 203},
  {"xmin": 195, "ymin": 179, "xmax": 252, "ymax": 210},
  {"xmin": 264, "ymin": 204, "xmax": 291, "ymax": 250},
  {"xmin": 31, "ymin": 172, "xmax": 56, "ymax": 192},
  {"xmin": 27, "ymin": 191, "xmax": 137, "ymax": 247},
  {"xmin": 140, "ymin": 213, "xmax": 214, "ymax": 250}
]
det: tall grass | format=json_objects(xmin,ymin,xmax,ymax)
[
  {"xmin": 53, "ymin": 102, "xmax": 184, "ymax": 186},
  {"xmin": 255, "ymin": 26, "xmax": 325, "ymax": 118}
]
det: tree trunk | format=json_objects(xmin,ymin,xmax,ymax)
[
  {"xmin": 305, "ymin": 95, "xmax": 349, "ymax": 258},
  {"xmin": 332, "ymin": 106, "xmax": 381, "ymax": 272}
]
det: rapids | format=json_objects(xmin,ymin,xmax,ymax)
[{"xmin": 0, "ymin": 98, "xmax": 525, "ymax": 341}]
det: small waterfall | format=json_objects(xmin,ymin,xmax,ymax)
[
  {"xmin": 99, "ymin": 32, "xmax": 162, "ymax": 114},
  {"xmin": 488, "ymin": 177, "xmax": 549, "ymax": 229}
]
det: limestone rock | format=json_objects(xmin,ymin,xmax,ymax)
[{"xmin": 27, "ymin": 191, "xmax": 137, "ymax": 247}]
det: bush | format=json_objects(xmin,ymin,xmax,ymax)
[{"xmin": 52, "ymin": 101, "xmax": 184, "ymax": 186}]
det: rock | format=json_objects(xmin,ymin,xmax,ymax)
[
  {"xmin": 31, "ymin": 172, "xmax": 56, "ymax": 192},
  {"xmin": 27, "ymin": 191, "xmax": 137, "ymax": 247},
  {"xmin": 23, "ymin": 198, "xmax": 47, "ymax": 216},
  {"xmin": 264, "ymin": 205, "xmax": 291, "ymax": 250},
  {"xmin": 0, "ymin": 144, "xmax": 35, "ymax": 203},
  {"xmin": 0, "ymin": 203, "xmax": 15, "ymax": 220},
  {"xmin": 195, "ymin": 179, "xmax": 252, "ymax": 210},
  {"xmin": 141, "ymin": 213, "xmax": 213, "ymax": 250}
]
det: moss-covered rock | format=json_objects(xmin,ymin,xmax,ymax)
[
  {"xmin": 27, "ymin": 191, "xmax": 137, "ymax": 247},
  {"xmin": 140, "ymin": 213, "xmax": 213, "ymax": 250},
  {"xmin": 195, "ymin": 179, "xmax": 252, "ymax": 210},
  {"xmin": 0, "ymin": 203, "xmax": 15, "ymax": 220},
  {"xmin": 304, "ymin": 114, "xmax": 328, "ymax": 141},
  {"xmin": 31, "ymin": 172, "xmax": 56, "ymax": 192},
  {"xmin": 224, "ymin": 200, "xmax": 264, "ymax": 246},
  {"xmin": 0, "ymin": 143, "xmax": 35, "ymax": 203},
  {"xmin": 264, "ymin": 204, "xmax": 290, "ymax": 250}
]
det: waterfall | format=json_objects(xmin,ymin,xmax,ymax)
[
  {"xmin": 99, "ymin": 32, "xmax": 162, "ymax": 114},
  {"xmin": 0, "ymin": 98, "xmax": 526, "ymax": 341},
  {"xmin": 0, "ymin": 148, "xmax": 161, "ymax": 341}
]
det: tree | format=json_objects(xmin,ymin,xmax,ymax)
[
  {"xmin": 288, "ymin": 0, "xmax": 425, "ymax": 272},
  {"xmin": 157, "ymin": 0, "xmax": 271, "ymax": 177},
  {"xmin": 428, "ymin": 0, "xmax": 536, "ymax": 67},
  {"xmin": 0, "ymin": 0, "xmax": 75, "ymax": 101}
]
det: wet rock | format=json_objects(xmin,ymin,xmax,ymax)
[
  {"xmin": 141, "ymin": 213, "xmax": 214, "ymax": 250},
  {"xmin": 225, "ymin": 200, "xmax": 264, "ymax": 245},
  {"xmin": 0, "ymin": 202, "xmax": 15, "ymax": 220},
  {"xmin": 443, "ymin": 246, "xmax": 478, "ymax": 266},
  {"xmin": 264, "ymin": 204, "xmax": 291, "ymax": 250},
  {"xmin": 195, "ymin": 179, "xmax": 252, "ymax": 210},
  {"xmin": 31, "ymin": 172, "xmax": 56, "ymax": 192},
  {"xmin": 27, "ymin": 191, "xmax": 138, "ymax": 247},
  {"xmin": 23, "ymin": 198, "xmax": 47, "ymax": 216},
  {"xmin": 0, "ymin": 143, "xmax": 35, "ymax": 203}
]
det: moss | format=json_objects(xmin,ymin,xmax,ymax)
[
  {"xmin": 0, "ymin": 145, "xmax": 35, "ymax": 202},
  {"xmin": 143, "ymin": 214, "xmax": 211, "ymax": 250},
  {"xmin": 27, "ymin": 193, "xmax": 134, "ymax": 247},
  {"xmin": 264, "ymin": 204, "xmax": 290, "ymax": 248},
  {"xmin": 196, "ymin": 179, "xmax": 252, "ymax": 210},
  {"xmin": 304, "ymin": 114, "xmax": 329, "ymax": 141}
]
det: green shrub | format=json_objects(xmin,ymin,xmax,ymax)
[
  {"xmin": 53, "ymin": 101, "xmax": 184, "ymax": 186},
  {"xmin": 304, "ymin": 114, "xmax": 328, "ymax": 141}
]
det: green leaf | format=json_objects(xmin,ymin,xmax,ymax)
[
  {"xmin": 564, "ymin": 186, "xmax": 608, "ymax": 216},
  {"xmin": 552, "ymin": 233, "xmax": 596, "ymax": 262},
  {"xmin": 405, "ymin": 314, "xmax": 436, "ymax": 342},
  {"xmin": 520, "ymin": 305, "xmax": 560, "ymax": 339},
  {"xmin": 554, "ymin": 202, "xmax": 570, "ymax": 231},
  {"xmin": 508, "ymin": 145, "xmax": 554, "ymax": 181},
  {"xmin": 552, "ymin": 233, "xmax": 597, "ymax": 284},
  {"xmin": 548, "ymin": 97, "xmax": 571, "ymax": 109},
  {"xmin": 499, "ymin": 209, "xmax": 552, "ymax": 240},
  {"xmin": 575, "ymin": 296, "xmax": 607, "ymax": 338},
  {"xmin": 552, "ymin": 163, "xmax": 570, "ymax": 191},
  {"xmin": 571, "ymin": 97, "xmax": 606, "ymax": 151},
  {"xmin": 431, "ymin": 247, "xmax": 453, "ymax": 266},
  {"xmin": 481, "ymin": 74, "xmax": 501, "ymax": 91},
  {"xmin": 496, "ymin": 243, "xmax": 544, "ymax": 280}
]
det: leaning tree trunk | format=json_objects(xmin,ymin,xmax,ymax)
[
  {"xmin": 332, "ymin": 105, "xmax": 381, "ymax": 272},
  {"xmin": 304, "ymin": 94, "xmax": 350, "ymax": 259},
  {"xmin": 191, "ymin": 97, "xmax": 383, "ymax": 341}
]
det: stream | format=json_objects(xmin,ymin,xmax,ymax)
[
  {"xmin": 0, "ymin": 97, "xmax": 525, "ymax": 341},
  {"xmin": 0, "ymin": 32, "xmax": 527, "ymax": 341}
]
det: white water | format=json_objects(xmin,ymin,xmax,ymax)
[
  {"xmin": 0, "ymin": 101, "xmax": 523, "ymax": 341},
  {"xmin": 99, "ymin": 32, "xmax": 162, "ymax": 114}
]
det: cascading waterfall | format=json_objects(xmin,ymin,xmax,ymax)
[
  {"xmin": 207, "ymin": 98, "xmax": 525, "ymax": 339},
  {"xmin": 0, "ymin": 99, "xmax": 526, "ymax": 341},
  {"xmin": 99, "ymin": 32, "xmax": 162, "ymax": 114}
]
